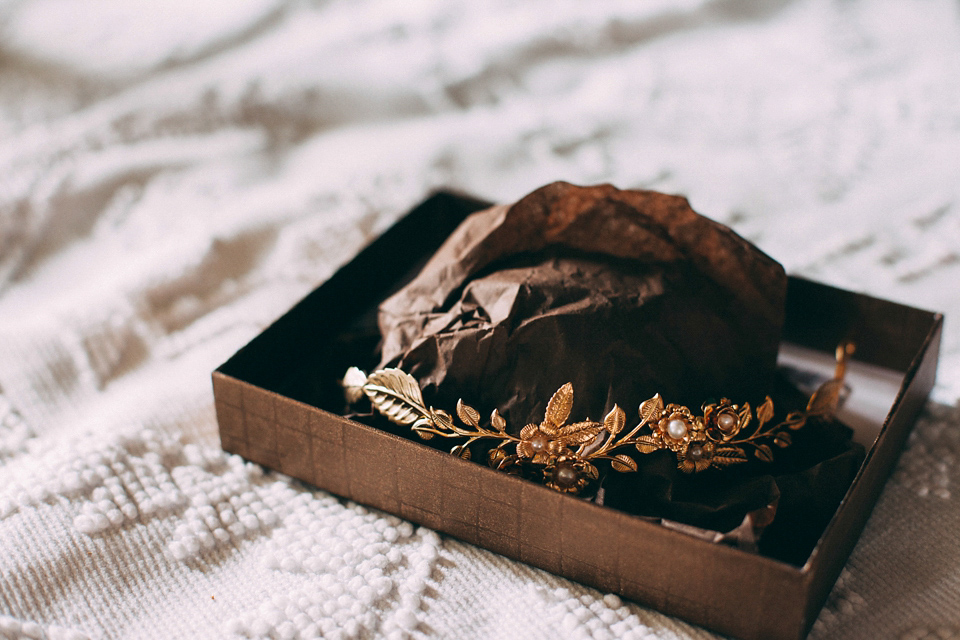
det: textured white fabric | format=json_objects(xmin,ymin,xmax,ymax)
[{"xmin": 1, "ymin": 1, "xmax": 959, "ymax": 638}]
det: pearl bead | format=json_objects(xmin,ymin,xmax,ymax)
[
  {"xmin": 553, "ymin": 462, "xmax": 579, "ymax": 488},
  {"xmin": 666, "ymin": 418, "xmax": 687, "ymax": 440},
  {"xmin": 688, "ymin": 444, "xmax": 704, "ymax": 461},
  {"xmin": 529, "ymin": 435, "xmax": 548, "ymax": 452},
  {"xmin": 717, "ymin": 412, "xmax": 737, "ymax": 431}
]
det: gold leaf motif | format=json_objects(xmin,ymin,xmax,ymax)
[
  {"xmin": 738, "ymin": 403, "xmax": 752, "ymax": 431},
  {"xmin": 558, "ymin": 420, "xmax": 600, "ymax": 436},
  {"xmin": 610, "ymin": 454, "xmax": 638, "ymax": 472},
  {"xmin": 754, "ymin": 443, "xmax": 774, "ymax": 463},
  {"xmin": 497, "ymin": 455, "xmax": 518, "ymax": 472},
  {"xmin": 604, "ymin": 405, "xmax": 626, "ymax": 436},
  {"xmin": 757, "ymin": 396, "xmax": 774, "ymax": 427},
  {"xmin": 545, "ymin": 383, "xmax": 574, "ymax": 428},
  {"xmin": 712, "ymin": 447, "xmax": 748, "ymax": 464},
  {"xmin": 411, "ymin": 415, "xmax": 436, "ymax": 439},
  {"xmin": 785, "ymin": 411, "xmax": 808, "ymax": 430},
  {"xmin": 364, "ymin": 368, "xmax": 423, "ymax": 402},
  {"xmin": 488, "ymin": 448, "xmax": 506, "ymax": 466},
  {"xmin": 710, "ymin": 458, "xmax": 741, "ymax": 467},
  {"xmin": 713, "ymin": 447, "xmax": 747, "ymax": 462},
  {"xmin": 451, "ymin": 444, "xmax": 472, "ymax": 460},
  {"xmin": 584, "ymin": 463, "xmax": 600, "ymax": 480},
  {"xmin": 431, "ymin": 409, "xmax": 454, "ymax": 430},
  {"xmin": 807, "ymin": 379, "xmax": 844, "ymax": 416},
  {"xmin": 362, "ymin": 368, "xmax": 429, "ymax": 426},
  {"xmin": 639, "ymin": 394, "xmax": 664, "ymax": 424},
  {"xmin": 457, "ymin": 399, "xmax": 480, "ymax": 428},
  {"xmin": 558, "ymin": 423, "xmax": 602, "ymax": 445},
  {"xmin": 491, "ymin": 409, "xmax": 507, "ymax": 433},
  {"xmin": 635, "ymin": 435, "xmax": 661, "ymax": 454},
  {"xmin": 773, "ymin": 432, "xmax": 792, "ymax": 448}
]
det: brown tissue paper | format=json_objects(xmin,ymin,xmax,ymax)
[
  {"xmin": 378, "ymin": 181, "xmax": 787, "ymax": 424},
  {"xmin": 372, "ymin": 182, "xmax": 861, "ymax": 555}
]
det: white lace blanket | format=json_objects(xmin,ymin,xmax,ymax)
[{"xmin": 1, "ymin": 1, "xmax": 958, "ymax": 638}]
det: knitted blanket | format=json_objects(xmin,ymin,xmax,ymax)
[{"xmin": 1, "ymin": 1, "xmax": 958, "ymax": 638}]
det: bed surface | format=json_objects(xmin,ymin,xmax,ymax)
[{"xmin": 1, "ymin": 1, "xmax": 958, "ymax": 638}]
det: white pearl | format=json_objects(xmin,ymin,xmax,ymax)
[
  {"xmin": 666, "ymin": 418, "xmax": 688, "ymax": 440},
  {"xmin": 718, "ymin": 413, "xmax": 736, "ymax": 430}
]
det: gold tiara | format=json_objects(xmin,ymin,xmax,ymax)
[{"xmin": 342, "ymin": 344, "xmax": 853, "ymax": 495}]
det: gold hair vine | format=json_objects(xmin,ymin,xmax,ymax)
[{"xmin": 343, "ymin": 344, "xmax": 854, "ymax": 495}]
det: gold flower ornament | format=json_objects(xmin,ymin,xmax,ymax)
[{"xmin": 343, "ymin": 344, "xmax": 854, "ymax": 495}]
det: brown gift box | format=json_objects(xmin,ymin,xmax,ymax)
[{"xmin": 213, "ymin": 192, "xmax": 942, "ymax": 640}]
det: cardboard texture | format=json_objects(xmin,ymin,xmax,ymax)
[{"xmin": 214, "ymin": 192, "xmax": 942, "ymax": 640}]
